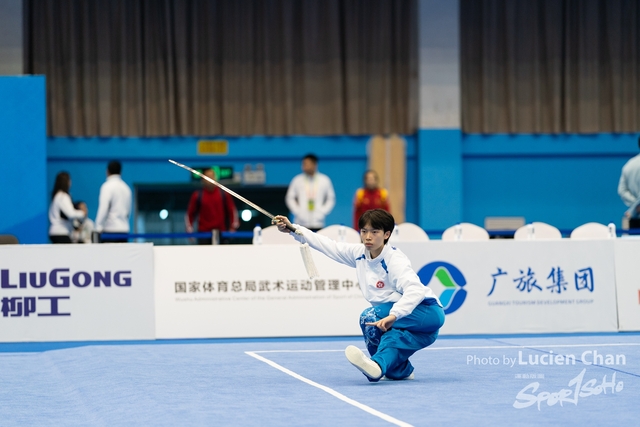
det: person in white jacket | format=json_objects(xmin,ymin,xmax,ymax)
[
  {"xmin": 274, "ymin": 209, "xmax": 444, "ymax": 382},
  {"xmin": 95, "ymin": 160, "xmax": 132, "ymax": 242},
  {"xmin": 285, "ymin": 154, "xmax": 335, "ymax": 231},
  {"xmin": 49, "ymin": 171, "xmax": 86, "ymax": 243},
  {"xmin": 618, "ymin": 136, "xmax": 640, "ymax": 229}
]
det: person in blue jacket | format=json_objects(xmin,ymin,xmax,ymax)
[{"xmin": 274, "ymin": 209, "xmax": 445, "ymax": 382}]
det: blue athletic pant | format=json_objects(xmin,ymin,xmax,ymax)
[{"xmin": 359, "ymin": 299, "xmax": 445, "ymax": 381}]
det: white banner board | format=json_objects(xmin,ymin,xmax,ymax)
[
  {"xmin": 395, "ymin": 240, "xmax": 618, "ymax": 334},
  {"xmin": 154, "ymin": 245, "xmax": 369, "ymax": 338},
  {"xmin": 1, "ymin": 239, "xmax": 622, "ymax": 341},
  {"xmin": 0, "ymin": 244, "xmax": 155, "ymax": 342},
  {"xmin": 614, "ymin": 239, "xmax": 640, "ymax": 331}
]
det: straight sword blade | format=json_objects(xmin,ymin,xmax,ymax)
[{"xmin": 168, "ymin": 159, "xmax": 276, "ymax": 220}]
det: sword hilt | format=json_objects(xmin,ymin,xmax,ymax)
[
  {"xmin": 271, "ymin": 218, "xmax": 297, "ymax": 233},
  {"xmin": 285, "ymin": 223, "xmax": 297, "ymax": 232}
]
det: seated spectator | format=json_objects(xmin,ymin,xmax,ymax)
[{"xmin": 71, "ymin": 201, "xmax": 95, "ymax": 243}]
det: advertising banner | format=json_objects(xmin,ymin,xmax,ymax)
[
  {"xmin": 154, "ymin": 245, "xmax": 369, "ymax": 338},
  {"xmin": 395, "ymin": 240, "xmax": 618, "ymax": 334},
  {"xmin": 614, "ymin": 239, "xmax": 640, "ymax": 331},
  {"xmin": 0, "ymin": 244, "xmax": 155, "ymax": 342}
]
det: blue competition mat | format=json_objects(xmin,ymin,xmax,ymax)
[{"xmin": 1, "ymin": 334, "xmax": 639, "ymax": 426}]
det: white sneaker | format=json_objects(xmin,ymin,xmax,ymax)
[
  {"xmin": 381, "ymin": 373, "xmax": 415, "ymax": 381},
  {"xmin": 345, "ymin": 345, "xmax": 382, "ymax": 379}
]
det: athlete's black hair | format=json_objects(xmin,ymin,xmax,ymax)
[{"xmin": 358, "ymin": 209, "xmax": 395, "ymax": 244}]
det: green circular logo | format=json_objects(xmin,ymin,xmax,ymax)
[{"xmin": 417, "ymin": 261, "xmax": 467, "ymax": 314}]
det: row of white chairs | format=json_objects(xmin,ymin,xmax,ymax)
[
  {"xmin": 440, "ymin": 221, "xmax": 616, "ymax": 241},
  {"xmin": 257, "ymin": 221, "xmax": 617, "ymax": 244},
  {"xmin": 258, "ymin": 224, "xmax": 362, "ymax": 245}
]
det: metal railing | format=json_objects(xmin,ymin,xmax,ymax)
[
  {"xmin": 97, "ymin": 230, "xmax": 253, "ymax": 244},
  {"xmin": 96, "ymin": 227, "xmax": 640, "ymax": 244}
]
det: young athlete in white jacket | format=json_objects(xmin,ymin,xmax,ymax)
[{"xmin": 274, "ymin": 209, "xmax": 445, "ymax": 382}]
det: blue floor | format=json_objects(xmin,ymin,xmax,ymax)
[{"xmin": 1, "ymin": 334, "xmax": 639, "ymax": 426}]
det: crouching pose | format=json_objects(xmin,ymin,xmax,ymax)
[{"xmin": 274, "ymin": 209, "xmax": 444, "ymax": 382}]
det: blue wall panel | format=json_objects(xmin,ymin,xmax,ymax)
[
  {"xmin": 0, "ymin": 76, "xmax": 47, "ymax": 243},
  {"xmin": 462, "ymin": 133, "xmax": 638, "ymax": 230},
  {"xmin": 47, "ymin": 135, "xmax": 419, "ymax": 233},
  {"xmin": 417, "ymin": 129, "xmax": 463, "ymax": 230},
  {"xmin": 43, "ymin": 130, "xmax": 640, "ymax": 238}
]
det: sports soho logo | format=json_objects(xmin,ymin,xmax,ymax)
[
  {"xmin": 417, "ymin": 261, "xmax": 467, "ymax": 314},
  {"xmin": 513, "ymin": 368, "xmax": 624, "ymax": 410}
]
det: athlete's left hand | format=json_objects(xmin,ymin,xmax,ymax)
[{"xmin": 366, "ymin": 315, "xmax": 397, "ymax": 332}]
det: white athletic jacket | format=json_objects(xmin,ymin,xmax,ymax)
[
  {"xmin": 291, "ymin": 226, "xmax": 442, "ymax": 320},
  {"xmin": 285, "ymin": 172, "xmax": 335, "ymax": 229},
  {"xmin": 95, "ymin": 174, "xmax": 132, "ymax": 233},
  {"xmin": 48, "ymin": 191, "xmax": 86, "ymax": 236}
]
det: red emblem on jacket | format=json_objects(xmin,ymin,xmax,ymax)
[{"xmin": 376, "ymin": 281, "xmax": 385, "ymax": 288}]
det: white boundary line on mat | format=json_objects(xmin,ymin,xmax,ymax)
[
  {"xmin": 245, "ymin": 351, "xmax": 414, "ymax": 427},
  {"xmin": 246, "ymin": 342, "xmax": 640, "ymax": 425}
]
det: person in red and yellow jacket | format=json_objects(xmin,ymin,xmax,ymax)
[{"xmin": 353, "ymin": 170, "xmax": 390, "ymax": 230}]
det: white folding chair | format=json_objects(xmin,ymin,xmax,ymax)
[
  {"xmin": 317, "ymin": 225, "xmax": 361, "ymax": 243},
  {"xmin": 570, "ymin": 222, "xmax": 616, "ymax": 240},
  {"xmin": 442, "ymin": 223, "xmax": 489, "ymax": 241},
  {"xmin": 259, "ymin": 225, "xmax": 299, "ymax": 245},
  {"xmin": 388, "ymin": 222, "xmax": 429, "ymax": 243},
  {"xmin": 514, "ymin": 222, "xmax": 562, "ymax": 240}
]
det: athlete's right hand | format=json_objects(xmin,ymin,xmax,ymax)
[{"xmin": 273, "ymin": 215, "xmax": 293, "ymax": 233}]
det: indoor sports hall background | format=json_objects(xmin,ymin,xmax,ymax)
[{"xmin": 1, "ymin": 1, "xmax": 640, "ymax": 425}]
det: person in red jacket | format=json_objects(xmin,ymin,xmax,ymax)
[
  {"xmin": 353, "ymin": 170, "xmax": 391, "ymax": 230},
  {"xmin": 186, "ymin": 168, "xmax": 239, "ymax": 244}
]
